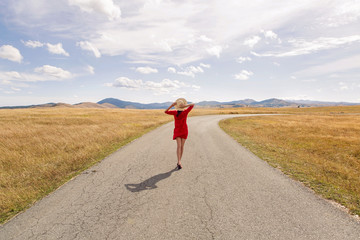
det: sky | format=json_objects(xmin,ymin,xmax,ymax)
[{"xmin": 0, "ymin": 0, "xmax": 360, "ymax": 107}]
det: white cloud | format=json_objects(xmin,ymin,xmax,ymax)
[
  {"xmin": 34, "ymin": 65, "xmax": 72, "ymax": 79},
  {"xmin": 110, "ymin": 77, "xmax": 143, "ymax": 89},
  {"xmin": 234, "ymin": 70, "xmax": 253, "ymax": 80},
  {"xmin": 237, "ymin": 56, "xmax": 252, "ymax": 64},
  {"xmin": 154, "ymin": 39, "xmax": 175, "ymax": 52},
  {"xmin": 170, "ymin": 64, "xmax": 206, "ymax": 78},
  {"xmin": 206, "ymin": 45, "xmax": 223, "ymax": 58},
  {"xmin": 68, "ymin": 0, "xmax": 121, "ymax": 21},
  {"xmin": 178, "ymin": 66, "xmax": 204, "ymax": 78},
  {"xmin": 242, "ymin": 30, "xmax": 282, "ymax": 50},
  {"xmin": 252, "ymin": 35, "xmax": 360, "ymax": 57},
  {"xmin": 0, "ymin": 65, "xmax": 72, "ymax": 84},
  {"xmin": 250, "ymin": 51, "xmax": 261, "ymax": 57},
  {"xmin": 2, "ymin": 71, "xmax": 22, "ymax": 79},
  {"xmin": 0, "ymin": 45, "xmax": 23, "ymax": 63},
  {"xmin": 200, "ymin": 63, "xmax": 211, "ymax": 68},
  {"xmin": 189, "ymin": 66, "xmax": 204, "ymax": 73},
  {"xmin": 244, "ymin": 36, "xmax": 261, "ymax": 48},
  {"xmin": 167, "ymin": 67, "xmax": 176, "ymax": 73},
  {"xmin": 77, "ymin": 41, "xmax": 101, "ymax": 58},
  {"xmin": 22, "ymin": 40, "xmax": 44, "ymax": 48},
  {"xmin": 86, "ymin": 65, "xmax": 95, "ymax": 74},
  {"xmin": 46, "ymin": 43, "xmax": 70, "ymax": 56},
  {"xmin": 22, "ymin": 40, "xmax": 70, "ymax": 57},
  {"xmin": 107, "ymin": 77, "xmax": 198, "ymax": 94},
  {"xmin": 263, "ymin": 30, "xmax": 277, "ymax": 39},
  {"xmin": 317, "ymin": 1, "xmax": 360, "ymax": 27},
  {"xmin": 199, "ymin": 35, "xmax": 213, "ymax": 42},
  {"xmin": 135, "ymin": 66, "xmax": 158, "ymax": 74},
  {"xmin": 168, "ymin": 63, "xmax": 211, "ymax": 77},
  {"xmin": 262, "ymin": 30, "xmax": 282, "ymax": 43}
]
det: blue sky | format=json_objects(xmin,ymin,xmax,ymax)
[{"xmin": 0, "ymin": 0, "xmax": 360, "ymax": 107}]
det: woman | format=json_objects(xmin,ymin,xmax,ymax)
[{"xmin": 164, "ymin": 98, "xmax": 195, "ymax": 170}]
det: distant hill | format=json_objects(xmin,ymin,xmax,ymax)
[
  {"xmin": 0, "ymin": 102, "xmax": 116, "ymax": 109},
  {"xmin": 1, "ymin": 98, "xmax": 358, "ymax": 109},
  {"xmin": 287, "ymin": 99, "xmax": 360, "ymax": 107},
  {"xmin": 195, "ymin": 98, "xmax": 359, "ymax": 108},
  {"xmin": 255, "ymin": 98, "xmax": 298, "ymax": 107},
  {"xmin": 196, "ymin": 101, "xmax": 223, "ymax": 107},
  {"xmin": 97, "ymin": 98, "xmax": 172, "ymax": 109},
  {"xmin": 100, "ymin": 103, "xmax": 118, "ymax": 108},
  {"xmin": 73, "ymin": 102, "xmax": 117, "ymax": 108},
  {"xmin": 0, "ymin": 102, "xmax": 73, "ymax": 109},
  {"xmin": 223, "ymin": 99, "xmax": 257, "ymax": 105},
  {"xmin": 196, "ymin": 98, "xmax": 297, "ymax": 108}
]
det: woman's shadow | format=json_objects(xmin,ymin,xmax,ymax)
[{"xmin": 125, "ymin": 167, "xmax": 178, "ymax": 192}]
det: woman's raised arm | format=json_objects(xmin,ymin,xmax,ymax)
[{"xmin": 164, "ymin": 102, "xmax": 176, "ymax": 113}]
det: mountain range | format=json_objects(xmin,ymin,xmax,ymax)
[{"xmin": 1, "ymin": 98, "xmax": 359, "ymax": 109}]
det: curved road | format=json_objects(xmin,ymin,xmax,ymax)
[{"xmin": 1, "ymin": 114, "xmax": 360, "ymax": 240}]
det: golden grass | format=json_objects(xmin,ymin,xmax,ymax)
[
  {"xmin": 219, "ymin": 113, "xmax": 360, "ymax": 216},
  {"xmin": 0, "ymin": 108, "xmax": 171, "ymax": 223},
  {"xmin": 192, "ymin": 105, "xmax": 360, "ymax": 115}
]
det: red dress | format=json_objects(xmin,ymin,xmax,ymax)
[{"xmin": 165, "ymin": 105, "xmax": 194, "ymax": 140}]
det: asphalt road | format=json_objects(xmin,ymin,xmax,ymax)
[{"xmin": 1, "ymin": 114, "xmax": 360, "ymax": 240}]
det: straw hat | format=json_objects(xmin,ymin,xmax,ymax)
[{"xmin": 175, "ymin": 98, "xmax": 187, "ymax": 110}]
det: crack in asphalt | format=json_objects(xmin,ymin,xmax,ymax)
[{"xmin": 202, "ymin": 186, "xmax": 216, "ymax": 240}]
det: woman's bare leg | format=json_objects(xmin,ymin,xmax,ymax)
[
  {"xmin": 176, "ymin": 137, "xmax": 182, "ymax": 166},
  {"xmin": 180, "ymin": 138, "xmax": 186, "ymax": 160}
]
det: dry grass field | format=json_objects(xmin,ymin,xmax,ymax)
[
  {"xmin": 193, "ymin": 104, "xmax": 360, "ymax": 115},
  {"xmin": 0, "ymin": 108, "xmax": 171, "ymax": 223},
  {"xmin": 220, "ymin": 108, "xmax": 360, "ymax": 216},
  {"xmin": 1, "ymin": 105, "xmax": 360, "ymax": 223}
]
